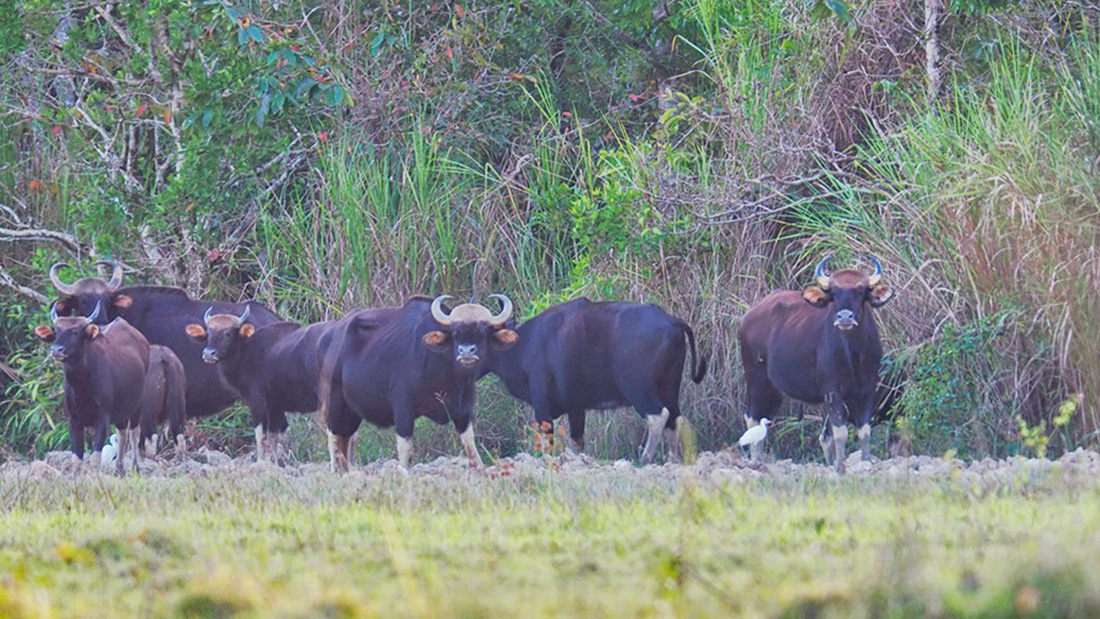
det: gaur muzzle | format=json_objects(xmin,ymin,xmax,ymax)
[
  {"xmin": 834, "ymin": 309, "xmax": 858, "ymax": 330},
  {"xmin": 456, "ymin": 343, "xmax": 479, "ymax": 366}
]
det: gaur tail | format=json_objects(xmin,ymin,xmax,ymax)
[{"xmin": 677, "ymin": 319, "xmax": 708, "ymax": 384}]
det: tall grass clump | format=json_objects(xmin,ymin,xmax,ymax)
[
  {"xmin": 258, "ymin": 123, "xmax": 481, "ymax": 321},
  {"xmin": 853, "ymin": 35, "xmax": 1100, "ymax": 453}
]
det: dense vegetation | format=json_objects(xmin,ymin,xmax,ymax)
[{"xmin": 1, "ymin": 0, "xmax": 1098, "ymax": 463}]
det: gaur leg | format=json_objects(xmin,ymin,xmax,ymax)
[
  {"xmin": 452, "ymin": 414, "xmax": 483, "ymax": 469},
  {"xmin": 394, "ymin": 404, "xmax": 416, "ymax": 469},
  {"xmin": 623, "ymin": 387, "xmax": 669, "ymax": 463},
  {"xmin": 566, "ymin": 410, "xmax": 586, "ymax": 453},
  {"xmin": 528, "ymin": 384, "xmax": 558, "ymax": 455},
  {"xmin": 69, "ymin": 421, "xmax": 85, "ymax": 461},
  {"xmin": 657, "ymin": 363, "xmax": 687, "ymax": 463},
  {"xmin": 248, "ymin": 398, "xmax": 270, "ymax": 462},
  {"xmin": 325, "ymin": 396, "xmax": 359, "ymax": 473},
  {"xmin": 662, "ymin": 406, "xmax": 683, "ymax": 464},
  {"xmin": 140, "ymin": 412, "xmax": 158, "ymax": 459},
  {"xmin": 139, "ymin": 366, "xmax": 165, "ymax": 459},
  {"xmin": 347, "ymin": 433, "xmax": 358, "ymax": 468},
  {"xmin": 327, "ymin": 432, "xmax": 354, "ymax": 473},
  {"xmin": 267, "ymin": 410, "xmax": 289, "ymax": 465},
  {"xmin": 130, "ymin": 427, "xmax": 141, "ymax": 474},
  {"xmin": 744, "ymin": 374, "xmax": 782, "ymax": 462},
  {"xmin": 640, "ymin": 408, "xmax": 670, "ymax": 463},
  {"xmin": 819, "ymin": 421, "xmax": 834, "ymax": 466},
  {"xmin": 115, "ymin": 425, "xmax": 128, "ymax": 476},
  {"xmin": 92, "ymin": 415, "xmax": 110, "ymax": 469},
  {"xmin": 824, "ymin": 393, "xmax": 849, "ymax": 473},
  {"xmin": 854, "ymin": 391, "xmax": 876, "ymax": 462},
  {"xmin": 64, "ymin": 393, "xmax": 85, "ymax": 461},
  {"xmin": 175, "ymin": 432, "xmax": 188, "ymax": 459}
]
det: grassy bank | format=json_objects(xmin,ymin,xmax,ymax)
[{"xmin": 3, "ymin": 455, "xmax": 1100, "ymax": 617}]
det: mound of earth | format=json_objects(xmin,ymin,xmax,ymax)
[{"xmin": 3, "ymin": 446, "xmax": 1099, "ymax": 486}]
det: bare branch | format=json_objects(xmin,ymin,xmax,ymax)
[
  {"xmin": 0, "ymin": 266, "xmax": 48, "ymax": 304},
  {"xmin": 93, "ymin": 4, "xmax": 142, "ymax": 56},
  {"xmin": 925, "ymin": 0, "xmax": 944, "ymax": 104},
  {"xmin": 0, "ymin": 225, "xmax": 86, "ymax": 254}
]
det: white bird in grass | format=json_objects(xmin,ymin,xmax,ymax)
[
  {"xmin": 100, "ymin": 432, "xmax": 119, "ymax": 466},
  {"xmin": 738, "ymin": 418, "xmax": 772, "ymax": 449}
]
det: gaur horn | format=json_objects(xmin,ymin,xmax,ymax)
[
  {"xmin": 96, "ymin": 261, "xmax": 124, "ymax": 290},
  {"xmin": 49, "ymin": 300, "xmax": 59, "ymax": 323},
  {"xmin": 203, "ymin": 306, "xmax": 214, "ymax": 324},
  {"xmin": 87, "ymin": 300, "xmax": 102, "ymax": 323},
  {"xmin": 865, "ymin": 254, "xmax": 883, "ymax": 287},
  {"xmin": 431, "ymin": 295, "xmax": 455, "ymax": 326},
  {"xmin": 487, "ymin": 294, "xmax": 513, "ymax": 327},
  {"xmin": 815, "ymin": 257, "xmax": 832, "ymax": 290},
  {"xmin": 238, "ymin": 304, "xmax": 250, "ymax": 324},
  {"xmin": 49, "ymin": 263, "xmax": 75, "ymax": 295}
]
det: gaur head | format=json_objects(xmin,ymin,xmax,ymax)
[
  {"xmin": 49, "ymin": 261, "xmax": 130, "ymax": 324},
  {"xmin": 422, "ymin": 294, "xmax": 518, "ymax": 370},
  {"xmin": 802, "ymin": 255, "xmax": 894, "ymax": 332},
  {"xmin": 184, "ymin": 306, "xmax": 253, "ymax": 364},
  {"xmin": 34, "ymin": 300, "xmax": 104, "ymax": 362}
]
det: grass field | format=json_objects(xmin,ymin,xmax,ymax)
[{"xmin": 2, "ymin": 451, "xmax": 1100, "ymax": 618}]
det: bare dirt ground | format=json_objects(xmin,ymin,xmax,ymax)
[{"xmin": 5, "ymin": 446, "xmax": 1100, "ymax": 487}]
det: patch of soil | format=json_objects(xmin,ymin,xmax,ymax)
[{"xmin": 4, "ymin": 446, "xmax": 1099, "ymax": 487}]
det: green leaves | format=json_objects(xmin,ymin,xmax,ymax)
[
  {"xmin": 237, "ymin": 24, "xmax": 264, "ymax": 46},
  {"xmin": 810, "ymin": 0, "xmax": 852, "ymax": 25},
  {"xmin": 370, "ymin": 30, "xmax": 386, "ymax": 57}
]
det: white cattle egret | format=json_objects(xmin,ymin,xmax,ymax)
[
  {"xmin": 100, "ymin": 432, "xmax": 119, "ymax": 465},
  {"xmin": 738, "ymin": 418, "xmax": 772, "ymax": 448}
]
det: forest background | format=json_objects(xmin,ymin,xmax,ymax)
[{"xmin": 0, "ymin": 0, "xmax": 1097, "ymax": 463}]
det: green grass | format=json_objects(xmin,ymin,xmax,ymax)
[{"xmin": 3, "ymin": 463, "xmax": 1100, "ymax": 617}]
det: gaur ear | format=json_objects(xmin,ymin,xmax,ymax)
[
  {"xmin": 802, "ymin": 286, "xmax": 831, "ymax": 308},
  {"xmin": 185, "ymin": 324, "xmax": 207, "ymax": 342},
  {"xmin": 421, "ymin": 330, "xmax": 450, "ymax": 352},
  {"xmin": 112, "ymin": 294, "xmax": 133, "ymax": 309},
  {"xmin": 54, "ymin": 298, "xmax": 71, "ymax": 315},
  {"xmin": 85, "ymin": 324, "xmax": 100, "ymax": 339},
  {"xmin": 33, "ymin": 325, "xmax": 55, "ymax": 343},
  {"xmin": 239, "ymin": 323, "xmax": 256, "ymax": 338},
  {"xmin": 868, "ymin": 285, "xmax": 894, "ymax": 308},
  {"xmin": 490, "ymin": 328, "xmax": 519, "ymax": 350}
]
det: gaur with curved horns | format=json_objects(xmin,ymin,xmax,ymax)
[
  {"xmin": 34, "ymin": 301, "xmax": 150, "ymax": 474},
  {"xmin": 47, "ymin": 261, "xmax": 280, "ymax": 434},
  {"xmin": 317, "ymin": 295, "xmax": 518, "ymax": 471},
  {"xmin": 737, "ymin": 255, "xmax": 895, "ymax": 472},
  {"xmin": 482, "ymin": 298, "xmax": 707, "ymax": 463},
  {"xmin": 185, "ymin": 306, "xmax": 336, "ymax": 462}
]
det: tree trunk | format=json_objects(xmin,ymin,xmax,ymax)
[{"xmin": 925, "ymin": 0, "xmax": 944, "ymax": 105}]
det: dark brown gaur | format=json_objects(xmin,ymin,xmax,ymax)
[
  {"xmin": 185, "ymin": 307, "xmax": 333, "ymax": 463},
  {"xmin": 318, "ymin": 295, "xmax": 518, "ymax": 471},
  {"xmin": 47, "ymin": 261, "xmax": 280, "ymax": 422},
  {"xmin": 482, "ymin": 297, "xmax": 707, "ymax": 464},
  {"xmin": 737, "ymin": 254, "xmax": 894, "ymax": 472},
  {"xmin": 34, "ymin": 300, "xmax": 151, "ymax": 474}
]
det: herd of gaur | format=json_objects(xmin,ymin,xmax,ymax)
[{"xmin": 32, "ymin": 255, "xmax": 894, "ymax": 475}]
